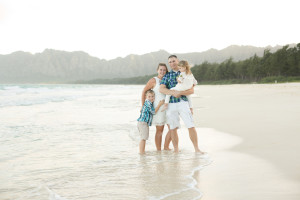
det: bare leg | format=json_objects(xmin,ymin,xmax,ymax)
[
  {"xmin": 155, "ymin": 125, "xmax": 164, "ymax": 151},
  {"xmin": 164, "ymin": 124, "xmax": 172, "ymax": 150},
  {"xmin": 188, "ymin": 127, "xmax": 205, "ymax": 153},
  {"xmin": 170, "ymin": 128, "xmax": 179, "ymax": 153},
  {"xmin": 139, "ymin": 140, "xmax": 146, "ymax": 154}
]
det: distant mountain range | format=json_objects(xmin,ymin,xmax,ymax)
[{"xmin": 0, "ymin": 44, "xmax": 293, "ymax": 83}]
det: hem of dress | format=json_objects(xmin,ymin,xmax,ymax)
[{"xmin": 152, "ymin": 122, "xmax": 166, "ymax": 126}]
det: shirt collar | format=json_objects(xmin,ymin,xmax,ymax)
[
  {"xmin": 145, "ymin": 99, "xmax": 152, "ymax": 104},
  {"xmin": 171, "ymin": 70, "xmax": 180, "ymax": 74}
]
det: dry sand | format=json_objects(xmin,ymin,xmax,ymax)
[{"xmin": 192, "ymin": 83, "xmax": 300, "ymax": 200}]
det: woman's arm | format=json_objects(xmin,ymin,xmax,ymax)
[{"xmin": 141, "ymin": 78, "xmax": 155, "ymax": 106}]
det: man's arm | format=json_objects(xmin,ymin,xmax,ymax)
[
  {"xmin": 178, "ymin": 86, "xmax": 194, "ymax": 96},
  {"xmin": 172, "ymin": 86, "xmax": 194, "ymax": 98},
  {"xmin": 171, "ymin": 87, "xmax": 194, "ymax": 98},
  {"xmin": 160, "ymin": 84, "xmax": 194, "ymax": 98},
  {"xmin": 159, "ymin": 84, "xmax": 174, "ymax": 95}
]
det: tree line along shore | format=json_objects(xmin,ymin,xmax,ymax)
[{"xmin": 75, "ymin": 44, "xmax": 300, "ymax": 85}]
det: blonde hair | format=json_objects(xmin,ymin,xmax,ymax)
[{"xmin": 178, "ymin": 60, "xmax": 191, "ymax": 74}]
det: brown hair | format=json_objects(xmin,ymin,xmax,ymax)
[
  {"xmin": 145, "ymin": 89, "xmax": 155, "ymax": 96},
  {"xmin": 178, "ymin": 60, "xmax": 191, "ymax": 74},
  {"xmin": 168, "ymin": 55, "xmax": 177, "ymax": 59},
  {"xmin": 157, "ymin": 63, "xmax": 168, "ymax": 73}
]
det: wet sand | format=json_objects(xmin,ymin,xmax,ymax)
[{"xmin": 192, "ymin": 83, "xmax": 300, "ymax": 200}]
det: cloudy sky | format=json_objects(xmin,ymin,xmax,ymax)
[{"xmin": 0, "ymin": 0, "xmax": 299, "ymax": 60}]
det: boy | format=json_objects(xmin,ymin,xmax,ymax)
[{"xmin": 137, "ymin": 89, "xmax": 164, "ymax": 154}]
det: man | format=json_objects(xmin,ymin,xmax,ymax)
[{"xmin": 160, "ymin": 55, "xmax": 205, "ymax": 153}]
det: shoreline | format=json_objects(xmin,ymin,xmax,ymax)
[
  {"xmin": 193, "ymin": 83, "xmax": 300, "ymax": 199},
  {"xmin": 2, "ymin": 77, "xmax": 300, "ymax": 85}
]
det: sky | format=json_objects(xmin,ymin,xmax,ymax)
[{"xmin": 0, "ymin": 0, "xmax": 299, "ymax": 60}]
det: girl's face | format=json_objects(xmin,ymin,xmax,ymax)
[
  {"xmin": 179, "ymin": 66, "xmax": 186, "ymax": 73},
  {"xmin": 157, "ymin": 66, "xmax": 167, "ymax": 77}
]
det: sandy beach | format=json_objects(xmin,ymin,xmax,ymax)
[
  {"xmin": 1, "ymin": 83, "xmax": 299, "ymax": 200},
  {"xmin": 192, "ymin": 83, "xmax": 300, "ymax": 199}
]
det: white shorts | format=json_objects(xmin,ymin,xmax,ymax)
[{"xmin": 166, "ymin": 101, "xmax": 194, "ymax": 130}]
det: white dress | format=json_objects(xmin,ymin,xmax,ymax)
[{"xmin": 152, "ymin": 77, "xmax": 166, "ymax": 126}]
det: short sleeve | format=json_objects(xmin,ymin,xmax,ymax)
[
  {"xmin": 180, "ymin": 74, "xmax": 195, "ymax": 89},
  {"xmin": 178, "ymin": 76, "xmax": 184, "ymax": 82},
  {"xmin": 145, "ymin": 100, "xmax": 155, "ymax": 115},
  {"xmin": 191, "ymin": 74, "xmax": 198, "ymax": 85},
  {"xmin": 160, "ymin": 73, "xmax": 169, "ymax": 86}
]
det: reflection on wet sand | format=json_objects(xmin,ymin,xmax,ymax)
[{"xmin": 138, "ymin": 151, "xmax": 211, "ymax": 200}]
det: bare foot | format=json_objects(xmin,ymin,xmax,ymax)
[
  {"xmin": 195, "ymin": 151, "xmax": 208, "ymax": 157},
  {"xmin": 195, "ymin": 148, "xmax": 206, "ymax": 154},
  {"xmin": 163, "ymin": 147, "xmax": 172, "ymax": 151}
]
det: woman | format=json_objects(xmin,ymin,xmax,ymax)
[{"xmin": 141, "ymin": 63, "xmax": 171, "ymax": 150}]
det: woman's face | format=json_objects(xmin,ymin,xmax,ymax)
[{"xmin": 157, "ymin": 66, "xmax": 167, "ymax": 77}]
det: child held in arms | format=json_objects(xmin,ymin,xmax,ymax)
[{"xmin": 162, "ymin": 60, "xmax": 197, "ymax": 114}]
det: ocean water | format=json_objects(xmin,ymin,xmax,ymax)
[{"xmin": 0, "ymin": 84, "xmax": 211, "ymax": 200}]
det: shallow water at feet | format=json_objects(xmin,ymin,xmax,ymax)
[{"xmin": 0, "ymin": 84, "xmax": 210, "ymax": 200}]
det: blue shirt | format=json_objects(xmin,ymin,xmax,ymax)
[
  {"xmin": 160, "ymin": 70, "xmax": 188, "ymax": 103},
  {"xmin": 137, "ymin": 99, "xmax": 156, "ymax": 126}
]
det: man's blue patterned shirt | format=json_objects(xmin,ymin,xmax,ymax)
[{"xmin": 160, "ymin": 70, "xmax": 188, "ymax": 103}]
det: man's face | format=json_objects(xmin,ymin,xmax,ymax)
[{"xmin": 168, "ymin": 57, "xmax": 179, "ymax": 70}]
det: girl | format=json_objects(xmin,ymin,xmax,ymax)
[{"xmin": 162, "ymin": 60, "xmax": 197, "ymax": 114}]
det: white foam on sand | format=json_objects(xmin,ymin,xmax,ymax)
[
  {"xmin": 46, "ymin": 186, "xmax": 69, "ymax": 200},
  {"xmin": 145, "ymin": 126, "xmax": 243, "ymax": 200}
]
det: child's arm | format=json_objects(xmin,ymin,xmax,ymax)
[
  {"xmin": 177, "ymin": 77, "xmax": 183, "ymax": 83},
  {"xmin": 155, "ymin": 100, "xmax": 164, "ymax": 113}
]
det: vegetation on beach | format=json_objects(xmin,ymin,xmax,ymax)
[
  {"xmin": 77, "ymin": 43, "xmax": 300, "ymax": 85},
  {"xmin": 192, "ymin": 43, "xmax": 300, "ymax": 84}
]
